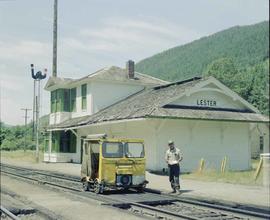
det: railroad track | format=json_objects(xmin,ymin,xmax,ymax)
[
  {"xmin": 1, "ymin": 163, "xmax": 269, "ymax": 220},
  {"xmin": 0, "ymin": 205, "xmax": 21, "ymax": 220}
]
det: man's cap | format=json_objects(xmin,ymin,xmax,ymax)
[{"xmin": 168, "ymin": 140, "xmax": 174, "ymax": 145}]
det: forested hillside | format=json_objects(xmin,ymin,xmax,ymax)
[{"xmin": 136, "ymin": 21, "xmax": 269, "ymax": 115}]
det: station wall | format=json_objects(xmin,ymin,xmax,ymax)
[{"xmin": 77, "ymin": 118, "xmax": 251, "ymax": 172}]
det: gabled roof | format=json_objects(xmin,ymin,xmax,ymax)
[
  {"xmin": 44, "ymin": 66, "xmax": 168, "ymax": 90},
  {"xmin": 48, "ymin": 76, "xmax": 269, "ymax": 130},
  {"xmin": 44, "ymin": 77, "xmax": 75, "ymax": 89}
]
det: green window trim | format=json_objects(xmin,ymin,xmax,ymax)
[
  {"xmin": 81, "ymin": 84, "xmax": 87, "ymax": 110},
  {"xmin": 64, "ymin": 89, "xmax": 70, "ymax": 112},
  {"xmin": 52, "ymin": 131, "xmax": 60, "ymax": 152},
  {"xmin": 56, "ymin": 89, "xmax": 62, "ymax": 112},
  {"xmin": 51, "ymin": 131, "xmax": 77, "ymax": 153},
  {"xmin": 70, "ymin": 88, "xmax": 77, "ymax": 112},
  {"xmin": 50, "ymin": 88, "xmax": 76, "ymax": 113},
  {"xmin": 51, "ymin": 90, "xmax": 57, "ymax": 113}
]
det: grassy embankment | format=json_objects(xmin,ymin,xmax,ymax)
[
  {"xmin": 0, "ymin": 150, "xmax": 44, "ymax": 163},
  {"xmin": 181, "ymin": 160, "xmax": 263, "ymax": 185}
]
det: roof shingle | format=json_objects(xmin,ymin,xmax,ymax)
[
  {"xmin": 45, "ymin": 66, "xmax": 167, "ymax": 90},
  {"xmin": 49, "ymin": 77, "xmax": 269, "ymax": 130}
]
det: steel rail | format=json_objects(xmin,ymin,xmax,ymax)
[
  {"xmin": 1, "ymin": 168, "xmax": 199, "ymax": 219},
  {"xmin": 0, "ymin": 205, "xmax": 21, "ymax": 220},
  {"xmin": 1, "ymin": 164, "xmax": 269, "ymax": 219},
  {"xmin": 110, "ymin": 200, "xmax": 202, "ymax": 220},
  {"xmin": 0, "ymin": 167, "xmax": 203, "ymax": 219},
  {"xmin": 176, "ymin": 197, "xmax": 270, "ymax": 219},
  {"xmin": 146, "ymin": 190, "xmax": 270, "ymax": 219},
  {"xmin": 1, "ymin": 169, "xmax": 81, "ymax": 192},
  {"xmin": 0, "ymin": 163, "xmax": 79, "ymax": 182}
]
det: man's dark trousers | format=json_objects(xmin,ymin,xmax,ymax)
[{"xmin": 168, "ymin": 164, "xmax": 180, "ymax": 190}]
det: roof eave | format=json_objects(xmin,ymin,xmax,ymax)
[
  {"xmin": 46, "ymin": 117, "xmax": 147, "ymax": 131},
  {"xmin": 145, "ymin": 115, "xmax": 270, "ymax": 123}
]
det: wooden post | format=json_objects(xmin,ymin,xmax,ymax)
[
  {"xmin": 220, "ymin": 158, "xmax": 224, "ymax": 173},
  {"xmin": 199, "ymin": 158, "xmax": 205, "ymax": 173},
  {"xmin": 254, "ymin": 157, "xmax": 263, "ymax": 180},
  {"xmin": 52, "ymin": 0, "xmax": 58, "ymax": 77},
  {"xmin": 221, "ymin": 156, "xmax": 227, "ymax": 173}
]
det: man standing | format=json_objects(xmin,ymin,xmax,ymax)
[{"xmin": 165, "ymin": 140, "xmax": 183, "ymax": 193}]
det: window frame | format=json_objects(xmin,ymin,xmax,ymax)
[
  {"xmin": 70, "ymin": 88, "xmax": 77, "ymax": 112},
  {"xmin": 51, "ymin": 90, "xmax": 57, "ymax": 113},
  {"xmin": 259, "ymin": 136, "xmax": 264, "ymax": 151},
  {"xmin": 102, "ymin": 142, "xmax": 124, "ymax": 158},
  {"xmin": 124, "ymin": 142, "xmax": 145, "ymax": 158},
  {"xmin": 81, "ymin": 84, "xmax": 87, "ymax": 110},
  {"xmin": 63, "ymin": 89, "xmax": 70, "ymax": 112}
]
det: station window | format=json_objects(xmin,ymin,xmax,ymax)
[
  {"xmin": 51, "ymin": 89, "xmax": 70, "ymax": 113},
  {"xmin": 51, "ymin": 90, "xmax": 57, "ymax": 113},
  {"xmin": 259, "ymin": 136, "xmax": 264, "ymax": 151},
  {"xmin": 81, "ymin": 84, "xmax": 87, "ymax": 110},
  {"xmin": 51, "ymin": 131, "xmax": 60, "ymax": 152},
  {"xmin": 55, "ymin": 89, "xmax": 62, "ymax": 112},
  {"xmin": 70, "ymin": 88, "xmax": 77, "ymax": 112},
  {"xmin": 60, "ymin": 131, "xmax": 76, "ymax": 153},
  {"xmin": 63, "ymin": 89, "xmax": 70, "ymax": 112},
  {"xmin": 44, "ymin": 139, "xmax": 49, "ymax": 152},
  {"xmin": 51, "ymin": 131, "xmax": 76, "ymax": 153}
]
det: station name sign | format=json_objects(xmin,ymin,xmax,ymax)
[{"xmin": 196, "ymin": 99, "xmax": 217, "ymax": 107}]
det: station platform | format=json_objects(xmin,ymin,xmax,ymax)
[{"xmin": 1, "ymin": 158, "xmax": 269, "ymax": 208}]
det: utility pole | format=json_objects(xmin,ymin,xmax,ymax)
[
  {"xmin": 31, "ymin": 64, "xmax": 47, "ymax": 163},
  {"xmin": 52, "ymin": 0, "xmax": 58, "ymax": 77},
  {"xmin": 32, "ymin": 79, "xmax": 36, "ymax": 140},
  {"xmin": 21, "ymin": 108, "xmax": 31, "ymax": 152}
]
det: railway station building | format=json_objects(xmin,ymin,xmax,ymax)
[{"xmin": 44, "ymin": 62, "xmax": 269, "ymax": 172}]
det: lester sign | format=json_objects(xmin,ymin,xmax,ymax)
[
  {"xmin": 170, "ymin": 89, "xmax": 246, "ymax": 111},
  {"xmin": 196, "ymin": 99, "xmax": 217, "ymax": 107}
]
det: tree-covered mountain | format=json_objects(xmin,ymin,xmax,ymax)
[
  {"xmin": 136, "ymin": 21, "xmax": 269, "ymax": 81},
  {"xmin": 136, "ymin": 21, "xmax": 269, "ymax": 115}
]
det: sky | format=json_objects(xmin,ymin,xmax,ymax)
[{"xmin": 0, "ymin": 0, "xmax": 269, "ymax": 125}]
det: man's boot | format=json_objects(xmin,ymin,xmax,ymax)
[
  {"xmin": 174, "ymin": 177, "xmax": 180, "ymax": 194},
  {"xmin": 170, "ymin": 181, "xmax": 176, "ymax": 193}
]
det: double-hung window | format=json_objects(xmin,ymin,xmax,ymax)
[
  {"xmin": 81, "ymin": 84, "xmax": 87, "ymax": 110},
  {"xmin": 70, "ymin": 88, "xmax": 77, "ymax": 112},
  {"xmin": 63, "ymin": 89, "xmax": 70, "ymax": 112},
  {"xmin": 51, "ymin": 90, "xmax": 57, "ymax": 113}
]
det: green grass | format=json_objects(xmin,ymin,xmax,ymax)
[
  {"xmin": 0, "ymin": 150, "xmax": 44, "ymax": 163},
  {"xmin": 181, "ymin": 160, "xmax": 263, "ymax": 186}
]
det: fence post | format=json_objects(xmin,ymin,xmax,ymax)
[
  {"xmin": 199, "ymin": 158, "xmax": 205, "ymax": 173},
  {"xmin": 221, "ymin": 156, "xmax": 227, "ymax": 173},
  {"xmin": 254, "ymin": 157, "xmax": 263, "ymax": 180},
  {"xmin": 220, "ymin": 158, "xmax": 224, "ymax": 173}
]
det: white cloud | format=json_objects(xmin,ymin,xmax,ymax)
[
  {"xmin": 1, "ymin": 16, "xmax": 202, "ymax": 125},
  {"xmin": 0, "ymin": 40, "xmax": 51, "ymax": 62},
  {"xmin": 63, "ymin": 16, "xmax": 202, "ymax": 56},
  {"xmin": 0, "ymin": 40, "xmax": 51, "ymax": 125}
]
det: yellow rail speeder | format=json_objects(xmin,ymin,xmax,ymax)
[{"xmin": 81, "ymin": 134, "xmax": 148, "ymax": 193}]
